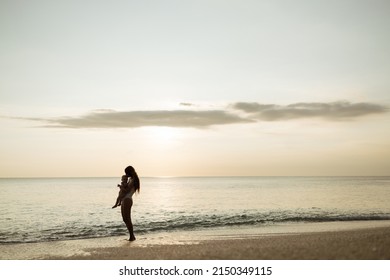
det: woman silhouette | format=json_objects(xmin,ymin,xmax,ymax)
[{"xmin": 121, "ymin": 165, "xmax": 140, "ymax": 241}]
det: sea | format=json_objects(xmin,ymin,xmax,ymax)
[{"xmin": 0, "ymin": 176, "xmax": 390, "ymax": 244}]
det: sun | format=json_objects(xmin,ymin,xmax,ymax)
[{"xmin": 148, "ymin": 126, "xmax": 180, "ymax": 143}]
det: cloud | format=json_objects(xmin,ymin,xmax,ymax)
[
  {"xmin": 35, "ymin": 109, "xmax": 254, "ymax": 128},
  {"xmin": 4, "ymin": 100, "xmax": 387, "ymax": 129},
  {"xmin": 232, "ymin": 101, "xmax": 388, "ymax": 121},
  {"xmin": 179, "ymin": 102, "xmax": 195, "ymax": 107}
]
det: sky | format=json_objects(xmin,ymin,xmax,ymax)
[{"xmin": 1, "ymin": 0, "xmax": 390, "ymax": 177}]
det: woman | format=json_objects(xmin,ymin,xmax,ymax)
[{"xmin": 121, "ymin": 165, "xmax": 140, "ymax": 241}]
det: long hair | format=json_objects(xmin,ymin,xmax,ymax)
[{"xmin": 125, "ymin": 166, "xmax": 140, "ymax": 193}]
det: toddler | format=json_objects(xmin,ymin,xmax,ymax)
[{"xmin": 112, "ymin": 175, "xmax": 128, "ymax": 208}]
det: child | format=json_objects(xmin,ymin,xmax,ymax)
[{"xmin": 112, "ymin": 175, "xmax": 128, "ymax": 208}]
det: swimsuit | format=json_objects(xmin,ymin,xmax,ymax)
[{"xmin": 122, "ymin": 189, "xmax": 135, "ymax": 201}]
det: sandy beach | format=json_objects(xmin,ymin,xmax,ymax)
[
  {"xmin": 56, "ymin": 226, "xmax": 390, "ymax": 260},
  {"xmin": 1, "ymin": 221, "xmax": 390, "ymax": 260}
]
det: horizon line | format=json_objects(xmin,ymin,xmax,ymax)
[{"xmin": 1, "ymin": 175, "xmax": 389, "ymax": 179}]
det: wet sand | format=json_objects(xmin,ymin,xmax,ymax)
[
  {"xmin": 1, "ymin": 221, "xmax": 390, "ymax": 260},
  {"xmin": 60, "ymin": 226, "xmax": 390, "ymax": 260}
]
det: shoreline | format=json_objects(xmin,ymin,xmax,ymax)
[{"xmin": 1, "ymin": 221, "xmax": 390, "ymax": 260}]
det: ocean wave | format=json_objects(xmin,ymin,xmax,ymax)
[
  {"xmin": 1, "ymin": 210, "xmax": 389, "ymax": 244},
  {"xmin": 135, "ymin": 211, "xmax": 390, "ymax": 233}
]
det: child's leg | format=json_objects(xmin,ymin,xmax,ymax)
[{"xmin": 112, "ymin": 197, "xmax": 120, "ymax": 208}]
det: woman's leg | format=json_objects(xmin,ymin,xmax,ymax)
[{"xmin": 121, "ymin": 198, "xmax": 136, "ymax": 241}]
